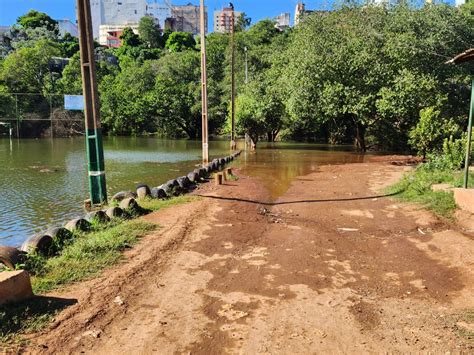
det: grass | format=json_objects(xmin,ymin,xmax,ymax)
[
  {"xmin": 456, "ymin": 309, "xmax": 474, "ymax": 343},
  {"xmin": 387, "ymin": 165, "xmax": 474, "ymax": 218},
  {"xmin": 0, "ymin": 194, "xmax": 196, "ymax": 345},
  {"xmin": 138, "ymin": 195, "xmax": 198, "ymax": 211}
]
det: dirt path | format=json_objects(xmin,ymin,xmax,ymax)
[{"xmin": 27, "ymin": 161, "xmax": 474, "ymax": 353}]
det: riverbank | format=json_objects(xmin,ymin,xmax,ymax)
[{"xmin": 4, "ymin": 159, "xmax": 474, "ymax": 353}]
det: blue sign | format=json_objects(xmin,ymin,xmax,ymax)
[{"xmin": 64, "ymin": 95, "xmax": 84, "ymax": 111}]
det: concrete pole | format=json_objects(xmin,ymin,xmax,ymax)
[
  {"xmin": 77, "ymin": 0, "xmax": 108, "ymax": 205},
  {"xmin": 200, "ymin": 0, "xmax": 209, "ymax": 164},
  {"xmin": 463, "ymin": 79, "xmax": 474, "ymax": 188},
  {"xmin": 230, "ymin": 5, "xmax": 236, "ymax": 151}
]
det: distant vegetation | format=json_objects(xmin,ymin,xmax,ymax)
[{"xmin": 0, "ymin": 4, "xmax": 473, "ymax": 157}]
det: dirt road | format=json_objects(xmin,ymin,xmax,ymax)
[{"xmin": 27, "ymin": 160, "xmax": 474, "ymax": 353}]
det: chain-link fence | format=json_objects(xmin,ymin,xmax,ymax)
[{"xmin": 0, "ymin": 93, "xmax": 85, "ymax": 138}]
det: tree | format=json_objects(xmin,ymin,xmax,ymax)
[
  {"xmin": 165, "ymin": 32, "xmax": 196, "ymax": 52},
  {"xmin": 120, "ymin": 27, "xmax": 141, "ymax": 47},
  {"xmin": 17, "ymin": 10, "xmax": 58, "ymax": 34},
  {"xmin": 100, "ymin": 61, "xmax": 159, "ymax": 135},
  {"xmin": 408, "ymin": 107, "xmax": 443, "ymax": 159},
  {"xmin": 59, "ymin": 32, "xmax": 80, "ymax": 58},
  {"xmin": 0, "ymin": 39, "xmax": 61, "ymax": 94},
  {"xmin": 138, "ymin": 16, "xmax": 162, "ymax": 48},
  {"xmin": 235, "ymin": 13, "xmax": 251, "ymax": 32},
  {"xmin": 282, "ymin": 4, "xmax": 474, "ymax": 151}
]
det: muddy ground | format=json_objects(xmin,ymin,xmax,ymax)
[{"xmin": 24, "ymin": 160, "xmax": 474, "ymax": 353}]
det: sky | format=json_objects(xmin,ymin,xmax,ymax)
[{"xmin": 0, "ymin": 0, "xmax": 340, "ymax": 29}]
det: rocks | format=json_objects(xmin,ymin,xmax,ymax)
[
  {"xmin": 65, "ymin": 218, "xmax": 91, "ymax": 232},
  {"xmin": 0, "ymin": 271, "xmax": 33, "ymax": 306},
  {"xmin": 0, "ymin": 246, "xmax": 26, "ymax": 270}
]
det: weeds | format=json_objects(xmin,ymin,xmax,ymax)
[
  {"xmin": 29, "ymin": 220, "xmax": 156, "ymax": 294},
  {"xmin": 388, "ymin": 160, "xmax": 474, "ymax": 218}
]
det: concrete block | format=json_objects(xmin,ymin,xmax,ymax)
[
  {"xmin": 453, "ymin": 188, "xmax": 474, "ymax": 214},
  {"xmin": 431, "ymin": 183, "xmax": 454, "ymax": 193},
  {"xmin": 0, "ymin": 270, "xmax": 33, "ymax": 306}
]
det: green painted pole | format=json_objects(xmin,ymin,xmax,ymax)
[
  {"xmin": 77, "ymin": 0, "xmax": 107, "ymax": 205},
  {"xmin": 463, "ymin": 79, "xmax": 474, "ymax": 189}
]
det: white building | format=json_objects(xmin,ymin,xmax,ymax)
[
  {"xmin": 455, "ymin": 0, "xmax": 466, "ymax": 6},
  {"xmin": 274, "ymin": 13, "xmax": 290, "ymax": 31},
  {"xmin": 146, "ymin": 0, "xmax": 172, "ymax": 29},
  {"xmin": 57, "ymin": 19, "xmax": 79, "ymax": 37},
  {"xmin": 91, "ymin": 0, "xmax": 148, "ymax": 39}
]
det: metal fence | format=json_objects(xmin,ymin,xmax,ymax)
[{"xmin": 0, "ymin": 93, "xmax": 85, "ymax": 138}]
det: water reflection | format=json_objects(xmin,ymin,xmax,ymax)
[{"xmin": 0, "ymin": 137, "xmax": 366, "ymax": 247}]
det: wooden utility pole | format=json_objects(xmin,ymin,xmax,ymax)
[
  {"xmin": 230, "ymin": 3, "xmax": 236, "ymax": 151},
  {"xmin": 77, "ymin": 0, "xmax": 107, "ymax": 205},
  {"xmin": 200, "ymin": 0, "xmax": 209, "ymax": 164}
]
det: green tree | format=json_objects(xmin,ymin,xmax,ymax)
[
  {"xmin": 120, "ymin": 27, "xmax": 141, "ymax": 47},
  {"xmin": 17, "ymin": 10, "xmax": 58, "ymax": 34},
  {"xmin": 0, "ymin": 39, "xmax": 61, "ymax": 94},
  {"xmin": 138, "ymin": 16, "xmax": 163, "ymax": 48},
  {"xmin": 165, "ymin": 32, "xmax": 196, "ymax": 52}
]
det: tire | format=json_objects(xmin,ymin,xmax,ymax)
[
  {"xmin": 85, "ymin": 210, "xmax": 110, "ymax": 224},
  {"xmin": 187, "ymin": 172, "xmax": 199, "ymax": 183},
  {"xmin": 119, "ymin": 197, "xmax": 138, "ymax": 211},
  {"xmin": 136, "ymin": 185, "xmax": 151, "ymax": 199},
  {"xmin": 64, "ymin": 218, "xmax": 91, "ymax": 232},
  {"xmin": 151, "ymin": 187, "xmax": 168, "ymax": 199},
  {"xmin": 21, "ymin": 234, "xmax": 54, "ymax": 255},
  {"xmin": 111, "ymin": 191, "xmax": 137, "ymax": 202},
  {"xmin": 0, "ymin": 246, "xmax": 26, "ymax": 269},
  {"xmin": 105, "ymin": 206, "xmax": 123, "ymax": 218}
]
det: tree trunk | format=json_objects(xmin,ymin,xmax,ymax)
[{"xmin": 355, "ymin": 122, "xmax": 366, "ymax": 152}]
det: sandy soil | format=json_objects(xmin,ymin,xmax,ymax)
[{"xmin": 24, "ymin": 161, "xmax": 474, "ymax": 353}]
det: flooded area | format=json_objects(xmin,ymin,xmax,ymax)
[{"xmin": 0, "ymin": 137, "xmax": 366, "ymax": 247}]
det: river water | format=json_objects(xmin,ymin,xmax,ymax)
[{"xmin": 0, "ymin": 137, "xmax": 366, "ymax": 247}]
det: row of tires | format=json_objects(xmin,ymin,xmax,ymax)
[{"xmin": 0, "ymin": 151, "xmax": 241, "ymax": 271}]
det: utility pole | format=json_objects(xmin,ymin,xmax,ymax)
[
  {"xmin": 77, "ymin": 0, "xmax": 108, "ymax": 205},
  {"xmin": 200, "ymin": 0, "xmax": 209, "ymax": 164},
  {"xmin": 244, "ymin": 46, "xmax": 248, "ymax": 84},
  {"xmin": 230, "ymin": 3, "xmax": 236, "ymax": 151}
]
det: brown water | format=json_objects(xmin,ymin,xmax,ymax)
[{"xmin": 0, "ymin": 138, "xmax": 366, "ymax": 247}]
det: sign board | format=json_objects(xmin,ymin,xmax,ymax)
[{"xmin": 64, "ymin": 95, "xmax": 84, "ymax": 111}]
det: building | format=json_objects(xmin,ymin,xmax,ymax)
[
  {"xmin": 455, "ymin": 0, "xmax": 466, "ymax": 6},
  {"xmin": 274, "ymin": 13, "xmax": 290, "ymax": 31},
  {"xmin": 146, "ymin": 0, "xmax": 172, "ymax": 28},
  {"xmin": 167, "ymin": 3, "xmax": 206, "ymax": 35},
  {"xmin": 99, "ymin": 24, "xmax": 140, "ymax": 47},
  {"xmin": 57, "ymin": 19, "xmax": 79, "ymax": 37},
  {"xmin": 294, "ymin": 2, "xmax": 315, "ymax": 25},
  {"xmin": 214, "ymin": 6, "xmax": 242, "ymax": 33},
  {"xmin": 91, "ymin": 0, "xmax": 148, "ymax": 39}
]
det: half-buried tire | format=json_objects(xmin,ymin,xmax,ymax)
[
  {"xmin": 85, "ymin": 210, "xmax": 110, "ymax": 224},
  {"xmin": 64, "ymin": 218, "xmax": 91, "ymax": 232},
  {"xmin": 0, "ymin": 246, "xmax": 26, "ymax": 269}
]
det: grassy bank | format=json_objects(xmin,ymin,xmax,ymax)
[
  {"xmin": 388, "ymin": 164, "xmax": 474, "ymax": 218},
  {"xmin": 0, "ymin": 196, "xmax": 197, "ymax": 346}
]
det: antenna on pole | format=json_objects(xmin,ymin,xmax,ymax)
[{"xmin": 200, "ymin": 0, "xmax": 209, "ymax": 164}]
